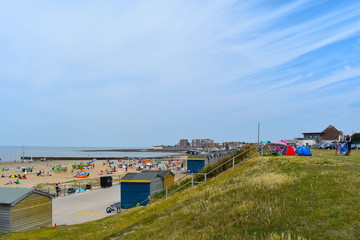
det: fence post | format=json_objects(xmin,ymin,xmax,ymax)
[
  {"xmin": 166, "ymin": 186, "xmax": 168, "ymax": 199},
  {"xmin": 232, "ymin": 157, "xmax": 235, "ymax": 170},
  {"xmin": 191, "ymin": 173, "xmax": 194, "ymax": 187},
  {"xmin": 119, "ymin": 180, "xmax": 121, "ymax": 208},
  {"xmin": 204, "ymin": 173, "xmax": 207, "ymax": 183}
]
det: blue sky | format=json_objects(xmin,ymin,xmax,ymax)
[{"xmin": 0, "ymin": 0, "xmax": 359, "ymax": 147}]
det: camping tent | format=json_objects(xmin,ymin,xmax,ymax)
[
  {"xmin": 295, "ymin": 146, "xmax": 312, "ymax": 156},
  {"xmin": 283, "ymin": 145, "xmax": 296, "ymax": 156}
]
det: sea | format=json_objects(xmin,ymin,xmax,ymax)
[{"xmin": 0, "ymin": 146, "xmax": 180, "ymax": 162}]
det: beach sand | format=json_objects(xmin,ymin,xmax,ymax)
[{"xmin": 0, "ymin": 157, "xmax": 187, "ymax": 190}]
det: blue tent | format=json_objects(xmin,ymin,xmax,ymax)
[
  {"xmin": 295, "ymin": 146, "xmax": 312, "ymax": 156},
  {"xmin": 75, "ymin": 188, "xmax": 85, "ymax": 193},
  {"xmin": 340, "ymin": 142, "xmax": 348, "ymax": 154}
]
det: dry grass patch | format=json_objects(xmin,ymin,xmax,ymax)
[
  {"xmin": 268, "ymin": 232, "xmax": 308, "ymax": 240},
  {"xmin": 237, "ymin": 200, "xmax": 255, "ymax": 214},
  {"xmin": 245, "ymin": 173, "xmax": 296, "ymax": 189}
]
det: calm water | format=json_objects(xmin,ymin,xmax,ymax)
[{"xmin": 0, "ymin": 146, "xmax": 180, "ymax": 162}]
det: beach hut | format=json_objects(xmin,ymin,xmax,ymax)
[
  {"xmin": 120, "ymin": 172, "xmax": 163, "ymax": 209},
  {"xmin": 142, "ymin": 170, "xmax": 175, "ymax": 188},
  {"xmin": 187, "ymin": 155, "xmax": 207, "ymax": 173},
  {"xmin": 0, "ymin": 187, "xmax": 53, "ymax": 234}
]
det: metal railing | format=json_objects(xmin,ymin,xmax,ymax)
[
  {"xmin": 159, "ymin": 147, "xmax": 259, "ymax": 200},
  {"xmin": 37, "ymin": 174, "xmax": 126, "ymax": 197}
]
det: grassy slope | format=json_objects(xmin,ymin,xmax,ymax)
[{"xmin": 2, "ymin": 150, "xmax": 360, "ymax": 240}]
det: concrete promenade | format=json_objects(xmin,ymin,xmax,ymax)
[{"xmin": 53, "ymin": 185, "xmax": 120, "ymax": 225}]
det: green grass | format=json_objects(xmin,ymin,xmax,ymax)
[{"xmin": 2, "ymin": 150, "xmax": 360, "ymax": 240}]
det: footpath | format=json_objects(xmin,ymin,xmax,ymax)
[{"xmin": 53, "ymin": 185, "xmax": 120, "ymax": 225}]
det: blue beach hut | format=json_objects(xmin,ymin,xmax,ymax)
[
  {"xmin": 120, "ymin": 172, "xmax": 163, "ymax": 209},
  {"xmin": 187, "ymin": 155, "xmax": 207, "ymax": 173}
]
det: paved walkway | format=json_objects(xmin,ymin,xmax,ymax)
[{"xmin": 53, "ymin": 185, "xmax": 120, "ymax": 225}]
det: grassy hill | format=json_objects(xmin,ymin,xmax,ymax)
[{"xmin": 2, "ymin": 150, "xmax": 360, "ymax": 240}]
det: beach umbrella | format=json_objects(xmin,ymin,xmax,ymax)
[
  {"xmin": 176, "ymin": 161, "xmax": 181, "ymax": 164},
  {"xmin": 157, "ymin": 161, "xmax": 162, "ymax": 164},
  {"xmin": 93, "ymin": 158, "xmax": 97, "ymax": 161},
  {"xmin": 270, "ymin": 141, "xmax": 287, "ymax": 146}
]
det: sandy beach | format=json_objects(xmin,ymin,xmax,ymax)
[{"xmin": 0, "ymin": 157, "xmax": 188, "ymax": 190}]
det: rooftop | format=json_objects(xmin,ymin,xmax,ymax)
[
  {"xmin": 121, "ymin": 171, "xmax": 160, "ymax": 181},
  {"xmin": 0, "ymin": 187, "xmax": 52, "ymax": 206}
]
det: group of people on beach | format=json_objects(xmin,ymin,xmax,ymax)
[
  {"xmin": 333, "ymin": 135, "xmax": 353, "ymax": 156},
  {"xmin": 97, "ymin": 158, "xmax": 186, "ymax": 175},
  {"xmin": 2, "ymin": 173, "xmax": 27, "ymax": 185}
]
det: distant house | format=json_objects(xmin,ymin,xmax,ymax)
[
  {"xmin": 318, "ymin": 125, "xmax": 344, "ymax": 142},
  {"xmin": 300, "ymin": 125, "xmax": 343, "ymax": 145},
  {"xmin": 302, "ymin": 132, "xmax": 322, "ymax": 140},
  {"xmin": 0, "ymin": 188, "xmax": 53, "ymax": 234}
]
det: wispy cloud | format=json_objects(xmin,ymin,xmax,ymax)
[{"xmin": 0, "ymin": 0, "xmax": 359, "ymax": 146}]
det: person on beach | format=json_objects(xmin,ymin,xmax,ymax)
[
  {"xmin": 334, "ymin": 137, "xmax": 340, "ymax": 155},
  {"xmin": 5, "ymin": 181, "xmax": 14, "ymax": 185},
  {"xmin": 345, "ymin": 135, "xmax": 352, "ymax": 155},
  {"xmin": 55, "ymin": 183, "xmax": 59, "ymax": 196},
  {"xmin": 55, "ymin": 182, "xmax": 62, "ymax": 197}
]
